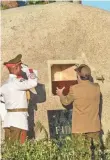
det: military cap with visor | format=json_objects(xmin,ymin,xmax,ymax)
[{"xmin": 4, "ymin": 54, "xmax": 22, "ymax": 68}]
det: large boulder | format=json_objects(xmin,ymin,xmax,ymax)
[{"xmin": 1, "ymin": 3, "xmax": 110, "ymax": 138}]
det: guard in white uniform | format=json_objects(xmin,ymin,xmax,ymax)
[{"xmin": 0, "ymin": 54, "xmax": 38, "ymax": 143}]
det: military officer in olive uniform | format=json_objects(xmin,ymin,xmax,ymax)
[
  {"xmin": 56, "ymin": 64, "xmax": 101, "ymax": 144},
  {"xmin": 0, "ymin": 54, "xmax": 38, "ymax": 143}
]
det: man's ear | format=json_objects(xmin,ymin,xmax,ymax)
[
  {"xmin": 77, "ymin": 74, "xmax": 80, "ymax": 79},
  {"xmin": 8, "ymin": 67, "xmax": 14, "ymax": 73},
  {"xmin": 14, "ymin": 66, "xmax": 18, "ymax": 71},
  {"xmin": 77, "ymin": 74, "xmax": 81, "ymax": 81}
]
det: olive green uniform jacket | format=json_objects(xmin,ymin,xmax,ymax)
[{"xmin": 60, "ymin": 80, "xmax": 101, "ymax": 133}]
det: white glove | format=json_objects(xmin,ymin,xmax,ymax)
[
  {"xmin": 21, "ymin": 64, "xmax": 38, "ymax": 78},
  {"xmin": 21, "ymin": 64, "xmax": 29, "ymax": 72},
  {"xmin": 33, "ymin": 69, "xmax": 38, "ymax": 78},
  {"xmin": 21, "ymin": 64, "xmax": 30, "ymax": 77}
]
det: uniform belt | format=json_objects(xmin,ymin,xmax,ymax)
[{"xmin": 7, "ymin": 108, "xmax": 28, "ymax": 112}]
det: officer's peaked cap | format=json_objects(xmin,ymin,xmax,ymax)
[{"xmin": 4, "ymin": 54, "xmax": 22, "ymax": 65}]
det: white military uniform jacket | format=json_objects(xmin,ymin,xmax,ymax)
[{"xmin": 0, "ymin": 73, "xmax": 37, "ymax": 130}]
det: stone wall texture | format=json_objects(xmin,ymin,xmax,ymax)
[{"xmin": 1, "ymin": 3, "xmax": 110, "ymax": 138}]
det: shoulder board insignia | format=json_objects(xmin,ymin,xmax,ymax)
[{"xmin": 29, "ymin": 73, "xmax": 37, "ymax": 79}]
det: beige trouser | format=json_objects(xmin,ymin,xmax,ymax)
[
  {"xmin": 72, "ymin": 131, "xmax": 104, "ymax": 150},
  {"xmin": 4, "ymin": 126, "xmax": 27, "ymax": 144},
  {"xmin": 72, "ymin": 132, "xmax": 104, "ymax": 159},
  {"xmin": 72, "ymin": 131, "xmax": 101, "ymax": 144},
  {"xmin": 5, "ymin": 108, "xmax": 28, "ymax": 144},
  {"xmin": 4, "ymin": 126, "xmax": 22, "ymax": 143}
]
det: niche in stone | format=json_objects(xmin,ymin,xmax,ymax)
[{"xmin": 51, "ymin": 64, "xmax": 78, "ymax": 95}]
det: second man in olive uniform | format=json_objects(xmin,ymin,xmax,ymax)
[{"xmin": 56, "ymin": 64, "xmax": 101, "ymax": 142}]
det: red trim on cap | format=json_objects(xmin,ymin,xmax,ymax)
[
  {"xmin": 5, "ymin": 62, "xmax": 22, "ymax": 68},
  {"xmin": 5, "ymin": 63, "xmax": 17, "ymax": 68}
]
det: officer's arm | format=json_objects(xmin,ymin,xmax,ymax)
[
  {"xmin": 60, "ymin": 86, "xmax": 75, "ymax": 106},
  {"xmin": 14, "ymin": 73, "xmax": 38, "ymax": 90}
]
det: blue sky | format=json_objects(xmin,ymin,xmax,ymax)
[
  {"xmin": 82, "ymin": 1, "xmax": 110, "ymax": 11},
  {"xmin": 20, "ymin": 1, "xmax": 110, "ymax": 11}
]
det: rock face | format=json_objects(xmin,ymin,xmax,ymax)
[
  {"xmin": 1, "ymin": 1, "xmax": 18, "ymax": 9},
  {"xmin": 1, "ymin": 3, "xmax": 110, "ymax": 138}
]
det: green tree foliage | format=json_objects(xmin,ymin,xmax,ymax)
[
  {"xmin": 0, "ymin": 4, "xmax": 9, "ymax": 10},
  {"xmin": 27, "ymin": 0, "xmax": 55, "ymax": 5}
]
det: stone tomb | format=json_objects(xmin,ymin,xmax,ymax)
[{"xmin": 1, "ymin": 3, "xmax": 110, "ymax": 139}]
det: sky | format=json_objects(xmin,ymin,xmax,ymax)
[
  {"xmin": 15, "ymin": 0, "xmax": 110, "ymax": 11},
  {"xmin": 82, "ymin": 0, "xmax": 110, "ymax": 11},
  {"xmin": 20, "ymin": 1, "xmax": 110, "ymax": 11}
]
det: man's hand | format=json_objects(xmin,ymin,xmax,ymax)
[{"xmin": 56, "ymin": 87, "xmax": 65, "ymax": 96}]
